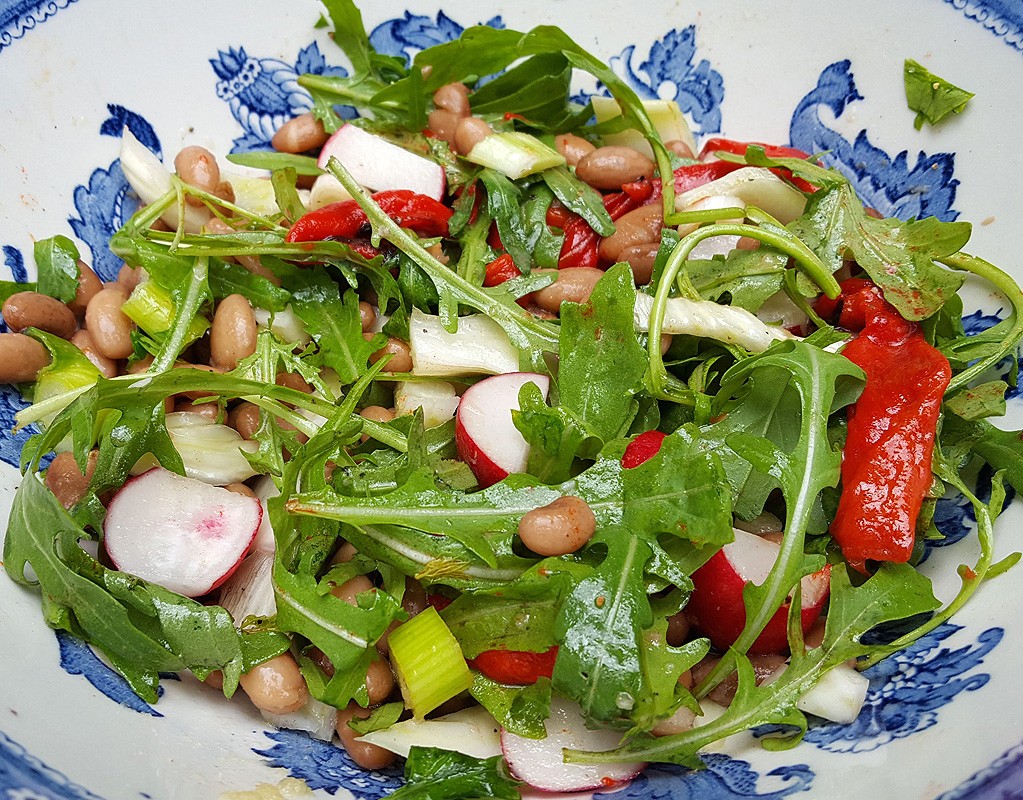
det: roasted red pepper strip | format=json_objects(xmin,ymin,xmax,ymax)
[
  {"xmin": 547, "ymin": 182, "xmax": 654, "ymax": 269},
  {"xmin": 285, "ymin": 189, "xmax": 452, "ymax": 243},
  {"xmin": 698, "ymin": 137, "xmax": 811, "ymax": 161},
  {"xmin": 468, "ymin": 646, "xmax": 558, "ymax": 685},
  {"xmin": 621, "ymin": 430, "xmax": 666, "ymax": 468},
  {"xmin": 828, "ymin": 280, "xmax": 952, "ymax": 573}
]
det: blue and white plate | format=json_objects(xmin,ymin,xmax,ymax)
[{"xmin": 1, "ymin": 1, "xmax": 1021, "ymax": 797}]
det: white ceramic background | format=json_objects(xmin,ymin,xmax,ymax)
[{"xmin": 1, "ymin": 1, "xmax": 1021, "ymax": 798}]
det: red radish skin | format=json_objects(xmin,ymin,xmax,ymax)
[
  {"xmin": 455, "ymin": 372, "xmax": 550, "ymax": 488},
  {"xmin": 103, "ymin": 467, "xmax": 262, "ymax": 598},
  {"xmin": 318, "ymin": 124, "xmax": 446, "ymax": 200},
  {"xmin": 687, "ymin": 529, "xmax": 830, "ymax": 654},
  {"xmin": 501, "ymin": 696, "xmax": 644, "ymax": 792}
]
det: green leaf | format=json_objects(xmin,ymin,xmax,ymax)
[
  {"xmin": 0, "ymin": 279, "xmax": 36, "ymax": 303},
  {"xmin": 904, "ymin": 59, "xmax": 974, "ymax": 130},
  {"xmin": 470, "ymin": 673, "xmax": 552, "ymax": 739},
  {"xmin": 226, "ymin": 151, "xmax": 324, "ymax": 176},
  {"xmin": 559, "ymin": 263, "xmax": 647, "ymax": 444},
  {"xmin": 320, "ymin": 0, "xmax": 375, "ymax": 76},
  {"xmin": 791, "ymin": 183, "xmax": 969, "ymax": 320},
  {"xmin": 479, "ymin": 169, "xmax": 532, "ymax": 273},
  {"xmin": 271, "ymin": 167, "xmax": 307, "ymax": 223},
  {"xmin": 2, "ymin": 473, "xmax": 288, "ymax": 701},
  {"xmin": 346, "ymin": 700, "xmax": 404, "ymax": 735},
  {"xmin": 542, "ymin": 166, "xmax": 614, "ymax": 236},
  {"xmin": 944, "ymin": 381, "xmax": 1007, "ymax": 421},
  {"xmin": 285, "ymin": 270, "xmax": 377, "ymax": 384},
  {"xmin": 208, "ymin": 258, "xmax": 291, "ymax": 311},
  {"xmin": 33, "ymin": 235, "xmax": 81, "ymax": 303},
  {"xmin": 389, "ymin": 747, "xmax": 520, "ymax": 800},
  {"xmin": 553, "ymin": 529, "xmax": 652, "ymax": 724}
]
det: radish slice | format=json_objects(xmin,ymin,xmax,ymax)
[
  {"xmin": 104, "ymin": 467, "xmax": 262, "ymax": 597},
  {"xmin": 688, "ymin": 529, "xmax": 831, "ymax": 653},
  {"xmin": 501, "ymin": 696, "xmax": 645, "ymax": 792},
  {"xmin": 318, "ymin": 124, "xmax": 445, "ymax": 200},
  {"xmin": 455, "ymin": 372, "xmax": 550, "ymax": 488}
]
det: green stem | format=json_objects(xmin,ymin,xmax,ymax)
[
  {"xmin": 151, "ymin": 257, "xmax": 210, "ymax": 373},
  {"xmin": 324, "ymin": 158, "xmax": 560, "ymax": 357},
  {"xmin": 939, "ymin": 251, "xmax": 1023, "ymax": 394},
  {"xmin": 646, "ymin": 215, "xmax": 838, "ymax": 403}
]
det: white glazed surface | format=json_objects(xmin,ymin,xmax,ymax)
[{"xmin": 1, "ymin": 1, "xmax": 1021, "ymax": 798}]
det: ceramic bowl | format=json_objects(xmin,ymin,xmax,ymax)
[{"xmin": 1, "ymin": 1, "xmax": 1021, "ymax": 798}]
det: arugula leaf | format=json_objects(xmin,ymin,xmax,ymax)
[
  {"xmin": 283, "ymin": 268, "xmax": 378, "ymax": 384},
  {"xmin": 468, "ymin": 52, "xmax": 584, "ymax": 131},
  {"xmin": 630, "ymin": 620, "xmax": 708, "ymax": 733},
  {"xmin": 226, "ymin": 151, "xmax": 324, "ymax": 176},
  {"xmin": 3, "ymin": 473, "xmax": 288, "ymax": 701},
  {"xmin": 542, "ymin": 166, "xmax": 614, "ymax": 236},
  {"xmin": 945, "ymin": 381, "xmax": 1007, "ymax": 421},
  {"xmin": 33, "ymin": 235, "xmax": 80, "ymax": 303},
  {"xmin": 389, "ymin": 747, "xmax": 520, "ymax": 800},
  {"xmin": 208, "ymin": 258, "xmax": 291, "ymax": 311},
  {"xmin": 904, "ymin": 59, "xmax": 974, "ymax": 130},
  {"xmin": 791, "ymin": 183, "xmax": 969, "ymax": 320},
  {"xmin": 470, "ymin": 673, "xmax": 552, "ymax": 739},
  {"xmin": 695, "ymin": 340, "xmax": 863, "ymax": 696},
  {"xmin": 479, "ymin": 169, "xmax": 532, "ymax": 273},
  {"xmin": 941, "ymin": 411, "xmax": 1023, "ymax": 494},
  {"xmin": 568, "ymin": 562, "xmax": 939, "ymax": 766}
]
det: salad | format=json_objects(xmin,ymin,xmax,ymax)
[{"xmin": 3, "ymin": 0, "xmax": 1023, "ymax": 796}]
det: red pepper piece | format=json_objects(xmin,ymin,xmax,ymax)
[
  {"xmin": 547, "ymin": 188, "xmax": 652, "ymax": 269},
  {"xmin": 621, "ymin": 430, "xmax": 667, "ymax": 468},
  {"xmin": 468, "ymin": 646, "xmax": 559, "ymax": 685},
  {"xmin": 482, "ymin": 253, "xmax": 521, "ymax": 287},
  {"xmin": 698, "ymin": 137, "xmax": 811, "ymax": 161},
  {"xmin": 285, "ymin": 189, "xmax": 452, "ymax": 243},
  {"xmin": 830, "ymin": 280, "xmax": 952, "ymax": 572}
]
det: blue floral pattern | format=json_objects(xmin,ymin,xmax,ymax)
[
  {"xmin": 944, "ymin": 0, "xmax": 1023, "ymax": 53},
  {"xmin": 806, "ymin": 624, "xmax": 1001, "ymax": 752},
  {"xmin": 596, "ymin": 756, "xmax": 814, "ymax": 799},
  {"xmin": 255, "ymin": 729, "xmax": 404, "ymax": 798},
  {"xmin": 0, "ymin": 8, "xmax": 1019, "ymax": 799},
  {"xmin": 789, "ymin": 60, "xmax": 959, "ymax": 222},
  {"xmin": 607, "ymin": 28, "xmax": 724, "ymax": 137},
  {"xmin": 0, "ymin": 730, "xmax": 106, "ymax": 799},
  {"xmin": 0, "ymin": 0, "xmax": 78, "ymax": 53}
]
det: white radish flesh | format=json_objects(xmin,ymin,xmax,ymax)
[
  {"xmin": 501, "ymin": 696, "xmax": 645, "ymax": 792},
  {"xmin": 318, "ymin": 124, "xmax": 445, "ymax": 200},
  {"xmin": 104, "ymin": 467, "xmax": 261, "ymax": 597},
  {"xmin": 455, "ymin": 372, "xmax": 550, "ymax": 488}
]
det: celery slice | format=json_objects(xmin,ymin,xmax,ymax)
[
  {"xmin": 464, "ymin": 132, "xmax": 565, "ymax": 180},
  {"xmin": 387, "ymin": 606, "xmax": 472, "ymax": 718},
  {"xmin": 123, "ymin": 281, "xmax": 209, "ymax": 342}
]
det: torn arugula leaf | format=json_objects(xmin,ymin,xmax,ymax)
[{"xmin": 904, "ymin": 58, "xmax": 974, "ymax": 130}]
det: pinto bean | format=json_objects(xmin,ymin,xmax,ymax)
[
  {"xmin": 616, "ymin": 242, "xmax": 660, "ymax": 286},
  {"xmin": 239, "ymin": 652, "xmax": 308, "ymax": 715},
  {"xmin": 0, "ymin": 333, "xmax": 49, "ymax": 383},
  {"xmin": 336, "ymin": 704, "xmax": 397, "ymax": 770},
  {"xmin": 368, "ymin": 337, "xmax": 413, "ymax": 373},
  {"xmin": 691, "ymin": 653, "xmax": 787, "ymax": 706},
  {"xmin": 71, "ymin": 330, "xmax": 118, "ymax": 378},
  {"xmin": 175, "ymin": 145, "xmax": 221, "ymax": 205},
  {"xmin": 427, "ymin": 109, "xmax": 460, "ymax": 145},
  {"xmin": 116, "ymin": 264, "xmax": 141, "ymax": 291},
  {"xmin": 228, "ymin": 401, "xmax": 261, "ymax": 440},
  {"xmin": 518, "ymin": 495, "xmax": 597, "ymax": 556},
  {"xmin": 210, "ymin": 294, "xmax": 257, "ymax": 370},
  {"xmin": 575, "ymin": 145, "xmax": 655, "ymax": 190},
  {"xmin": 2, "ymin": 291, "xmax": 77, "ymax": 339},
  {"xmin": 271, "ymin": 112, "xmax": 329, "ymax": 153},
  {"xmin": 68, "ymin": 261, "xmax": 103, "ymax": 319},
  {"xmin": 225, "ymin": 482, "xmax": 256, "ymax": 498},
  {"xmin": 84, "ymin": 286, "xmax": 135, "ymax": 359},
  {"xmin": 358, "ymin": 301, "xmax": 377, "ymax": 332},
  {"xmin": 664, "ymin": 139, "xmax": 696, "ymax": 160},
  {"xmin": 365, "ymin": 658, "xmax": 395, "ymax": 705},
  {"xmin": 555, "ymin": 133, "xmax": 596, "ymax": 166},
  {"xmin": 45, "ymin": 450, "xmax": 97, "ymax": 509},
  {"xmin": 331, "ymin": 575, "xmax": 374, "ymax": 605},
  {"xmin": 275, "ymin": 372, "xmax": 312, "ymax": 394},
  {"xmin": 532, "ymin": 267, "xmax": 604, "ymax": 313},
  {"xmin": 432, "ymin": 82, "xmax": 471, "ymax": 116},
  {"xmin": 173, "ymin": 399, "xmax": 221, "ymax": 422},
  {"xmin": 454, "ymin": 116, "xmax": 492, "ymax": 156},
  {"xmin": 599, "ymin": 203, "xmax": 663, "ymax": 263}
]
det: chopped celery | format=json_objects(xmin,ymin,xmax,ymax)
[
  {"xmin": 464, "ymin": 132, "xmax": 565, "ymax": 180},
  {"xmin": 17, "ymin": 329, "xmax": 100, "ymax": 430},
  {"xmin": 387, "ymin": 606, "xmax": 472, "ymax": 718},
  {"xmin": 123, "ymin": 281, "xmax": 209, "ymax": 342}
]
